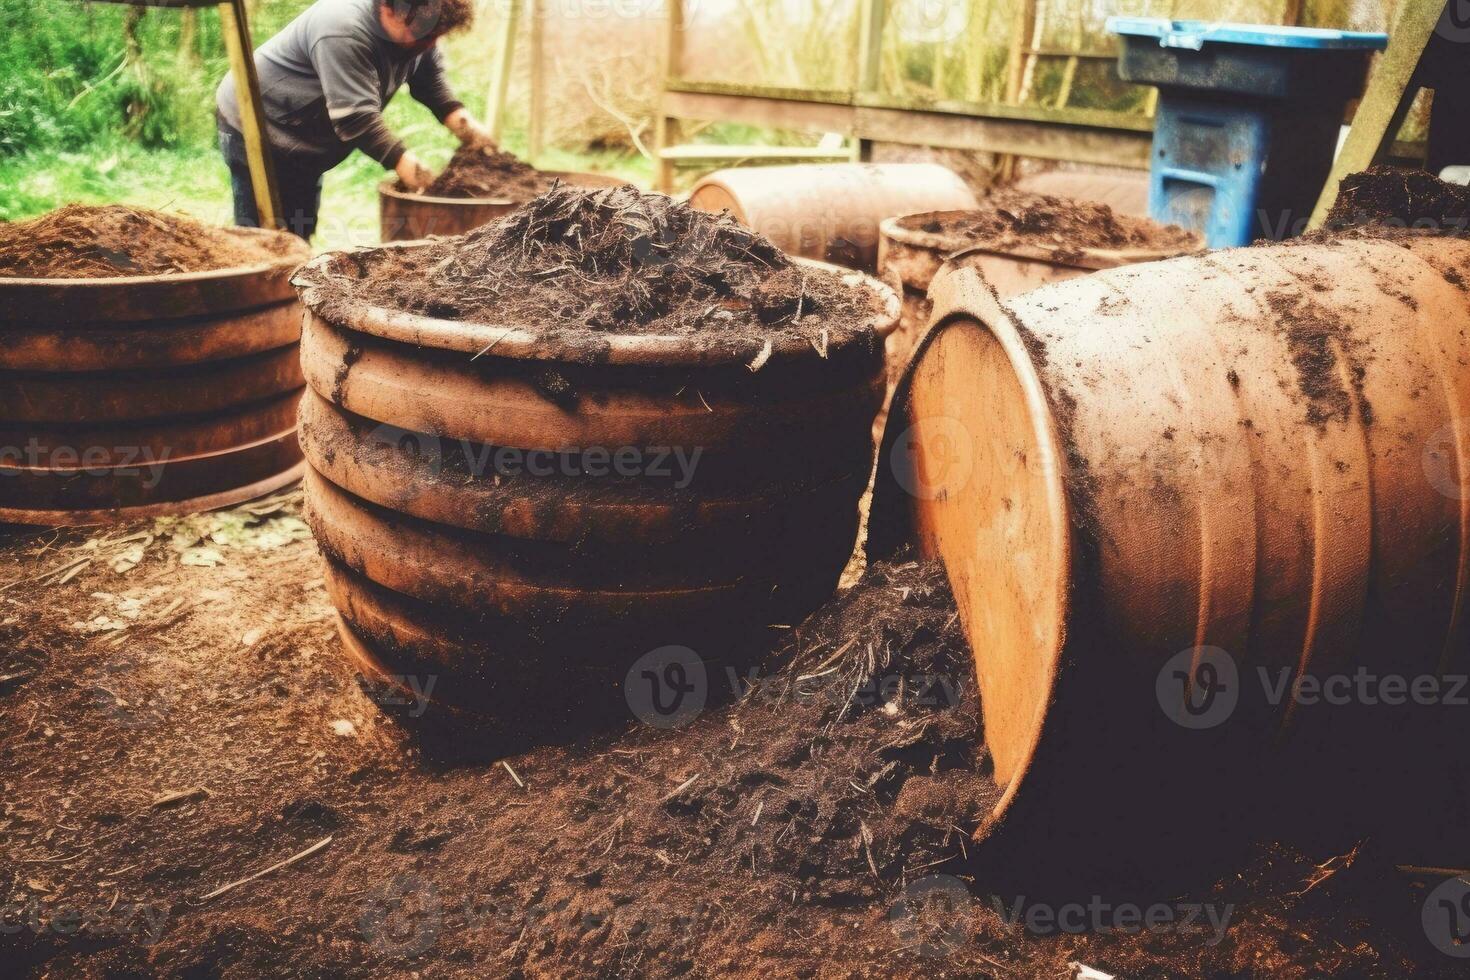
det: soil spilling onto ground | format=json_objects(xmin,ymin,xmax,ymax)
[
  {"xmin": 303, "ymin": 184, "xmax": 883, "ymax": 339},
  {"xmin": 898, "ymin": 190, "xmax": 1198, "ymax": 258},
  {"xmin": 1, "ymin": 498, "xmax": 1464, "ymax": 978},
  {"xmin": 1327, "ymin": 166, "xmax": 1470, "ymax": 233},
  {"xmin": 418, "ymin": 144, "xmax": 557, "ymax": 200},
  {"xmin": 0, "ymin": 205, "xmax": 303, "ymax": 279}
]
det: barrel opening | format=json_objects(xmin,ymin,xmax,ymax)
[{"xmin": 907, "ymin": 307, "xmax": 1071, "ymax": 805}]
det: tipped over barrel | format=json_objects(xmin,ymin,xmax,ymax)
[
  {"xmin": 872, "ymin": 232, "xmax": 1470, "ymax": 886},
  {"xmin": 689, "ymin": 163, "xmax": 979, "ymax": 273},
  {"xmin": 0, "ymin": 230, "xmax": 311, "ymax": 525}
]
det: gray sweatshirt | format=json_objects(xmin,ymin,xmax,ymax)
[{"xmin": 216, "ymin": 0, "xmax": 463, "ymax": 169}]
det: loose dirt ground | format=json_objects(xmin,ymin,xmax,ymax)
[{"xmin": 1, "ymin": 491, "xmax": 1464, "ymax": 979}]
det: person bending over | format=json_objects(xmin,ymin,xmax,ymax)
[{"xmin": 217, "ymin": 0, "xmax": 493, "ymax": 241}]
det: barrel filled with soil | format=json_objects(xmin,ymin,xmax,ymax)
[
  {"xmin": 869, "ymin": 229, "xmax": 1470, "ymax": 885},
  {"xmin": 379, "ymin": 144, "xmax": 625, "ymax": 241},
  {"xmin": 296, "ymin": 185, "xmax": 898, "ymax": 735},
  {"xmin": 688, "ymin": 163, "xmax": 979, "ymax": 273},
  {"xmin": 0, "ymin": 205, "xmax": 311, "ymax": 524}
]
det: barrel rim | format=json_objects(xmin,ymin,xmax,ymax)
[
  {"xmin": 294, "ymin": 252, "xmax": 900, "ymax": 367},
  {"xmin": 879, "ymin": 210, "xmax": 1201, "ymax": 273},
  {"xmin": 377, "ymin": 170, "xmax": 629, "ymax": 210},
  {"xmin": 884, "ymin": 261, "xmax": 1074, "ymax": 844}
]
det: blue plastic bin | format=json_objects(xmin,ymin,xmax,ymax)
[{"xmin": 1107, "ymin": 19, "xmax": 1387, "ymax": 247}]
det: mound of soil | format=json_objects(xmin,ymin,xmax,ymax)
[
  {"xmin": 898, "ymin": 189, "xmax": 1199, "ymax": 256},
  {"xmin": 1326, "ymin": 166, "xmax": 1470, "ymax": 234},
  {"xmin": 302, "ymin": 184, "xmax": 884, "ymax": 339},
  {"xmin": 1, "ymin": 500, "xmax": 1464, "ymax": 978},
  {"xmin": 418, "ymin": 144, "xmax": 556, "ymax": 200},
  {"xmin": 0, "ymin": 205, "xmax": 303, "ymax": 279}
]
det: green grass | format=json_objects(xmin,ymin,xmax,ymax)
[
  {"xmin": 0, "ymin": 122, "xmax": 651, "ymax": 253},
  {"xmin": 0, "ymin": 0, "xmax": 649, "ymax": 252}
]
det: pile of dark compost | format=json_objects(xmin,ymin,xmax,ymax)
[
  {"xmin": 0, "ymin": 205, "xmax": 301, "ymax": 279},
  {"xmin": 303, "ymin": 184, "xmax": 884, "ymax": 340},
  {"xmin": 898, "ymin": 189, "xmax": 1199, "ymax": 255},
  {"xmin": 418, "ymin": 144, "xmax": 556, "ymax": 200}
]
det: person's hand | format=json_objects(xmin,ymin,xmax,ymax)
[
  {"xmin": 396, "ymin": 151, "xmax": 435, "ymax": 192},
  {"xmin": 445, "ymin": 108, "xmax": 495, "ymax": 148}
]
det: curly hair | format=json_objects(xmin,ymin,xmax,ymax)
[{"xmin": 380, "ymin": 0, "xmax": 476, "ymax": 38}]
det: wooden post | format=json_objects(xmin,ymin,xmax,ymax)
[
  {"xmin": 219, "ymin": 0, "xmax": 281, "ymax": 230},
  {"xmin": 1307, "ymin": 0, "xmax": 1446, "ymax": 229},
  {"xmin": 855, "ymin": 0, "xmax": 886, "ymax": 161},
  {"xmin": 527, "ymin": 0, "xmax": 545, "ymax": 166},
  {"xmin": 856, "ymin": 0, "xmax": 886, "ymax": 93},
  {"xmin": 654, "ymin": 0, "xmax": 686, "ymax": 193},
  {"xmin": 485, "ymin": 0, "xmax": 523, "ymax": 142},
  {"xmin": 998, "ymin": 0, "xmax": 1038, "ymax": 180}
]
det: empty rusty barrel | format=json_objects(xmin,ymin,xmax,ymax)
[
  {"xmin": 0, "ymin": 231, "xmax": 311, "ymax": 524},
  {"xmin": 379, "ymin": 171, "xmax": 627, "ymax": 242},
  {"xmin": 689, "ymin": 163, "xmax": 978, "ymax": 273},
  {"xmin": 872, "ymin": 232, "xmax": 1470, "ymax": 885},
  {"xmin": 293, "ymin": 251, "xmax": 899, "ymax": 729}
]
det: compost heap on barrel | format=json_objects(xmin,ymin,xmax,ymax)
[
  {"xmin": 1325, "ymin": 165, "xmax": 1470, "ymax": 234},
  {"xmin": 417, "ymin": 143, "xmax": 557, "ymax": 200},
  {"xmin": 303, "ymin": 184, "xmax": 886, "ymax": 342},
  {"xmin": 899, "ymin": 188, "xmax": 1199, "ymax": 256},
  {"xmin": 0, "ymin": 204, "xmax": 300, "ymax": 279}
]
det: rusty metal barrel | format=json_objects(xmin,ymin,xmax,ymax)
[
  {"xmin": 688, "ymin": 163, "xmax": 978, "ymax": 273},
  {"xmin": 293, "ymin": 250, "xmax": 899, "ymax": 731},
  {"xmin": 871, "ymin": 232, "xmax": 1470, "ymax": 886},
  {"xmin": 379, "ymin": 172, "xmax": 627, "ymax": 242},
  {"xmin": 0, "ymin": 231, "xmax": 311, "ymax": 525},
  {"xmin": 873, "ymin": 204, "xmax": 1197, "ymax": 442}
]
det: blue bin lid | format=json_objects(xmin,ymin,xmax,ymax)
[{"xmin": 1106, "ymin": 17, "xmax": 1387, "ymax": 52}]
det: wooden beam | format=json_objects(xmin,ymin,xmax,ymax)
[
  {"xmin": 218, "ymin": 0, "xmax": 280, "ymax": 230},
  {"xmin": 1308, "ymin": 0, "xmax": 1445, "ymax": 229},
  {"xmin": 485, "ymin": 0, "xmax": 522, "ymax": 142},
  {"xmin": 662, "ymin": 88, "xmax": 1153, "ymax": 169}
]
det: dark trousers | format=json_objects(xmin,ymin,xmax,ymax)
[{"xmin": 219, "ymin": 124, "xmax": 328, "ymax": 242}]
